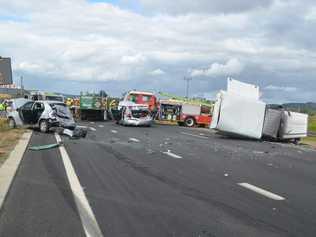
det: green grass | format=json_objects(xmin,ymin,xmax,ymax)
[
  {"xmin": 309, "ymin": 116, "xmax": 316, "ymax": 133},
  {"xmin": 0, "ymin": 119, "xmax": 26, "ymax": 165},
  {"xmin": 0, "ymin": 118, "xmax": 9, "ymax": 132}
]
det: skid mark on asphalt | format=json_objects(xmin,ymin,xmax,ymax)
[
  {"xmin": 238, "ymin": 183, "xmax": 286, "ymax": 201},
  {"xmin": 55, "ymin": 134, "xmax": 104, "ymax": 237}
]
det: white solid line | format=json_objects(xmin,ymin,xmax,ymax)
[
  {"xmin": 0, "ymin": 131, "xmax": 32, "ymax": 209},
  {"xmin": 98, "ymin": 125, "xmax": 104, "ymax": 128},
  {"xmin": 89, "ymin": 127, "xmax": 97, "ymax": 131},
  {"xmin": 238, "ymin": 183, "xmax": 286, "ymax": 201},
  {"xmin": 129, "ymin": 138, "xmax": 140, "ymax": 143},
  {"xmin": 111, "ymin": 130, "xmax": 118, "ymax": 134},
  {"xmin": 162, "ymin": 151, "xmax": 183, "ymax": 159},
  {"xmin": 55, "ymin": 134, "xmax": 104, "ymax": 237},
  {"xmin": 181, "ymin": 132, "xmax": 208, "ymax": 139}
]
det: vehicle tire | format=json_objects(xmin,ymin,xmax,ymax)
[
  {"xmin": 177, "ymin": 122, "xmax": 184, "ymax": 126},
  {"xmin": 184, "ymin": 117, "xmax": 195, "ymax": 127},
  {"xmin": 39, "ymin": 120, "xmax": 49, "ymax": 133},
  {"xmin": 8, "ymin": 117, "xmax": 16, "ymax": 129},
  {"xmin": 293, "ymin": 138, "xmax": 301, "ymax": 145}
]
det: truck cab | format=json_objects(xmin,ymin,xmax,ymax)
[{"xmin": 123, "ymin": 91, "xmax": 157, "ymax": 112}]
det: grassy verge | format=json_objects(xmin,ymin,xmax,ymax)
[
  {"xmin": 301, "ymin": 116, "xmax": 316, "ymax": 148},
  {"xmin": 309, "ymin": 115, "xmax": 316, "ymax": 133},
  {"xmin": 302, "ymin": 137, "xmax": 316, "ymax": 148},
  {"xmin": 0, "ymin": 118, "xmax": 26, "ymax": 166}
]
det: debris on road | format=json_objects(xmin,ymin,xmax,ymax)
[
  {"xmin": 64, "ymin": 126, "xmax": 87, "ymax": 139},
  {"xmin": 211, "ymin": 78, "xmax": 308, "ymax": 142},
  {"xmin": 29, "ymin": 143, "xmax": 60, "ymax": 151},
  {"xmin": 54, "ymin": 126, "xmax": 88, "ymax": 139}
]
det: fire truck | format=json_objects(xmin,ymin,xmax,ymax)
[{"xmin": 158, "ymin": 92, "xmax": 213, "ymax": 127}]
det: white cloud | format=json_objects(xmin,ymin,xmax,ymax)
[
  {"xmin": 138, "ymin": 0, "xmax": 274, "ymax": 14},
  {"xmin": 265, "ymin": 85, "xmax": 297, "ymax": 92},
  {"xmin": 149, "ymin": 68, "xmax": 165, "ymax": 76},
  {"xmin": 120, "ymin": 54, "xmax": 146, "ymax": 65},
  {"xmin": 190, "ymin": 59, "xmax": 244, "ymax": 77},
  {"xmin": 0, "ymin": 0, "xmax": 316, "ymax": 102}
]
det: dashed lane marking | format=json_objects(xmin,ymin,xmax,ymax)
[
  {"xmin": 162, "ymin": 150, "xmax": 183, "ymax": 159},
  {"xmin": 89, "ymin": 127, "xmax": 97, "ymax": 131},
  {"xmin": 55, "ymin": 134, "xmax": 104, "ymax": 237},
  {"xmin": 98, "ymin": 125, "xmax": 104, "ymax": 128},
  {"xmin": 238, "ymin": 183, "xmax": 286, "ymax": 201},
  {"xmin": 111, "ymin": 130, "xmax": 118, "ymax": 134},
  {"xmin": 129, "ymin": 138, "xmax": 140, "ymax": 143}
]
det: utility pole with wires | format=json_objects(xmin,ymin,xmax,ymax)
[
  {"xmin": 184, "ymin": 76, "xmax": 192, "ymax": 98},
  {"xmin": 20, "ymin": 76, "xmax": 24, "ymax": 96}
]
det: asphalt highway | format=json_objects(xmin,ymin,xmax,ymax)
[{"xmin": 0, "ymin": 121, "xmax": 316, "ymax": 237}]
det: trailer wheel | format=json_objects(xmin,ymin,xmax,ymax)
[
  {"xmin": 184, "ymin": 117, "xmax": 195, "ymax": 127},
  {"xmin": 293, "ymin": 138, "xmax": 301, "ymax": 145}
]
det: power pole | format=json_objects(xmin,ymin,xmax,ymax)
[
  {"xmin": 184, "ymin": 76, "xmax": 192, "ymax": 98},
  {"xmin": 20, "ymin": 76, "xmax": 24, "ymax": 96}
]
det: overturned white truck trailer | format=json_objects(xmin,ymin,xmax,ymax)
[{"xmin": 210, "ymin": 78, "xmax": 308, "ymax": 141}]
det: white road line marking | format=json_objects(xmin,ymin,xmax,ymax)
[
  {"xmin": 55, "ymin": 134, "xmax": 104, "ymax": 237},
  {"xmin": 89, "ymin": 127, "xmax": 97, "ymax": 131},
  {"xmin": 90, "ymin": 122, "xmax": 95, "ymax": 124},
  {"xmin": 111, "ymin": 130, "xmax": 118, "ymax": 134},
  {"xmin": 98, "ymin": 125, "xmax": 104, "ymax": 128},
  {"xmin": 162, "ymin": 151, "xmax": 183, "ymax": 159},
  {"xmin": 129, "ymin": 138, "xmax": 140, "ymax": 143},
  {"xmin": 238, "ymin": 183, "xmax": 286, "ymax": 201},
  {"xmin": 181, "ymin": 132, "xmax": 208, "ymax": 139}
]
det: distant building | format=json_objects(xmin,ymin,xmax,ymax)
[{"xmin": 0, "ymin": 57, "xmax": 13, "ymax": 85}]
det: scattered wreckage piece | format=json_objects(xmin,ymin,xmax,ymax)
[
  {"xmin": 55, "ymin": 126, "xmax": 88, "ymax": 139},
  {"xmin": 211, "ymin": 78, "xmax": 308, "ymax": 142},
  {"xmin": 29, "ymin": 143, "xmax": 60, "ymax": 151}
]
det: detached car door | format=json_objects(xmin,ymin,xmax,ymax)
[{"xmin": 19, "ymin": 101, "xmax": 34, "ymax": 124}]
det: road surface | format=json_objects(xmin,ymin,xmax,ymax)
[{"xmin": 0, "ymin": 121, "xmax": 316, "ymax": 237}]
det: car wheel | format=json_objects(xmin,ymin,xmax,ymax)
[
  {"xmin": 39, "ymin": 120, "xmax": 49, "ymax": 133},
  {"xmin": 184, "ymin": 117, "xmax": 195, "ymax": 127},
  {"xmin": 8, "ymin": 118, "xmax": 16, "ymax": 129}
]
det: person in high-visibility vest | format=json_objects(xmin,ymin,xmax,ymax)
[{"xmin": 0, "ymin": 102, "xmax": 5, "ymax": 111}]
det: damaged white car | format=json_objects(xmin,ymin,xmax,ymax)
[
  {"xmin": 7, "ymin": 99, "xmax": 76, "ymax": 133},
  {"xmin": 115, "ymin": 101, "xmax": 153, "ymax": 127}
]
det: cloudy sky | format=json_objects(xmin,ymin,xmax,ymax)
[{"xmin": 0, "ymin": 0, "xmax": 315, "ymax": 103}]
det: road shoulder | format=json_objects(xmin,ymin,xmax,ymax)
[{"xmin": 0, "ymin": 131, "xmax": 32, "ymax": 209}]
